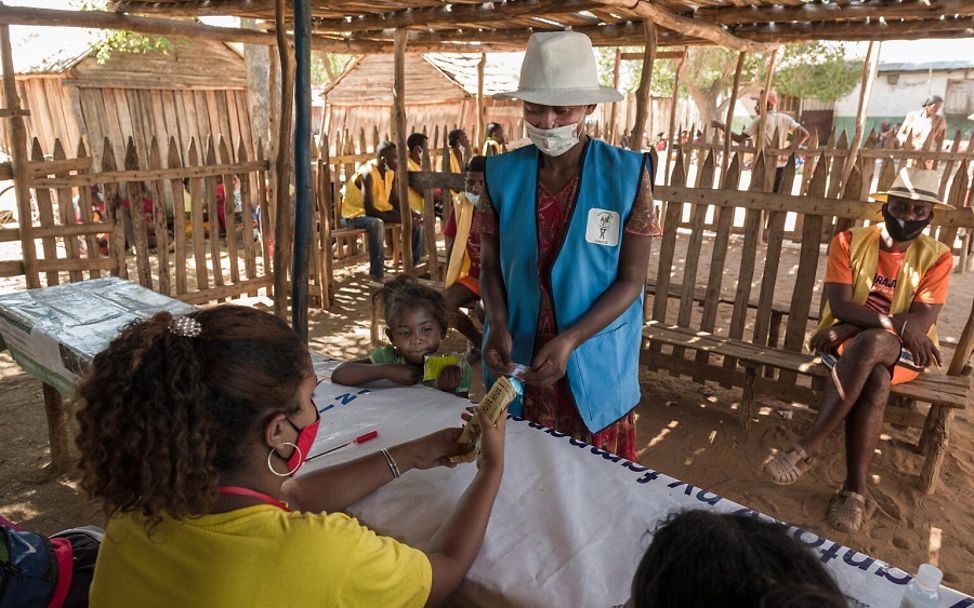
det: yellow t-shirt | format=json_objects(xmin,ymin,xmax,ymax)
[
  {"xmin": 341, "ymin": 161, "xmax": 395, "ymax": 219},
  {"xmin": 89, "ymin": 505, "xmax": 432, "ymax": 608},
  {"xmin": 406, "ymin": 158, "xmax": 425, "ymax": 214}
]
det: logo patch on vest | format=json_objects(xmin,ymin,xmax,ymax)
[{"xmin": 585, "ymin": 208, "xmax": 621, "ymax": 246}]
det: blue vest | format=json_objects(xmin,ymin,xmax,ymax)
[{"xmin": 484, "ymin": 139, "xmax": 648, "ymax": 433}]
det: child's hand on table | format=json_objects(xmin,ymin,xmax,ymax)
[{"xmin": 384, "ymin": 363, "xmax": 423, "ymax": 385}]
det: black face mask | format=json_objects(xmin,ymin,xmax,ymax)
[{"xmin": 882, "ymin": 203, "xmax": 932, "ymax": 242}]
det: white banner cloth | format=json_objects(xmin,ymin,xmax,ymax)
[{"xmin": 308, "ymin": 359, "xmax": 972, "ymax": 608}]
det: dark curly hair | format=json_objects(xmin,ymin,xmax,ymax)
[
  {"xmin": 465, "ymin": 155, "xmax": 485, "ymax": 174},
  {"xmin": 75, "ymin": 305, "xmax": 310, "ymax": 530},
  {"xmin": 631, "ymin": 510, "xmax": 846, "ymax": 608},
  {"xmin": 373, "ymin": 274, "xmax": 448, "ymax": 336}
]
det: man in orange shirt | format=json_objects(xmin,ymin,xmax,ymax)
[{"xmin": 764, "ymin": 167, "xmax": 953, "ymax": 534}]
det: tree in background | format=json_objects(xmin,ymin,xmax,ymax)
[
  {"xmin": 313, "ymin": 53, "xmax": 356, "ymax": 86},
  {"xmin": 75, "ymin": 1, "xmax": 173, "ymax": 63},
  {"xmin": 597, "ymin": 43, "xmax": 862, "ymax": 133}
]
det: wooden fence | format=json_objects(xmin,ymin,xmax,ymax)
[
  {"xmin": 664, "ymin": 126, "xmax": 974, "ymax": 266},
  {"xmin": 1, "ymin": 134, "xmax": 273, "ymax": 304}
]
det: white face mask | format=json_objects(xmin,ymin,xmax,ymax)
[
  {"xmin": 464, "ymin": 191, "xmax": 480, "ymax": 205},
  {"xmin": 525, "ymin": 120, "xmax": 582, "ymax": 157}
]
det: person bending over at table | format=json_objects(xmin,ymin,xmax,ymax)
[
  {"xmin": 764, "ymin": 167, "xmax": 953, "ymax": 534},
  {"xmin": 333, "ymin": 274, "xmax": 472, "ymax": 396},
  {"xmin": 479, "ymin": 31, "xmax": 661, "ymax": 462},
  {"xmin": 78, "ymin": 305, "xmax": 504, "ymax": 607},
  {"xmin": 623, "ymin": 510, "xmax": 846, "ymax": 608},
  {"xmin": 341, "ymin": 142, "xmax": 423, "ymax": 280},
  {"xmin": 443, "ymin": 155, "xmax": 487, "ymax": 363}
]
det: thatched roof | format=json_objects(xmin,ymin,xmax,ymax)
[
  {"xmin": 107, "ymin": 1, "xmax": 974, "ymax": 53},
  {"xmin": 323, "ymin": 52, "xmax": 520, "ymax": 105},
  {"xmin": 424, "ymin": 53, "xmax": 521, "ymax": 97}
]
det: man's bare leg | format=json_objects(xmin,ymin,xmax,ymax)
[
  {"xmin": 443, "ymin": 283, "xmax": 482, "ymax": 346},
  {"xmin": 843, "ymin": 364, "xmax": 892, "ymax": 495},
  {"xmin": 798, "ymin": 329, "xmax": 900, "ymax": 458}
]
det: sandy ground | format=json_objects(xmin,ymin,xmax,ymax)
[{"xmin": 1, "ymin": 229, "xmax": 973, "ymax": 596}]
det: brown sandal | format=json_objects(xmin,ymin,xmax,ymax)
[
  {"xmin": 828, "ymin": 490, "xmax": 866, "ymax": 533},
  {"xmin": 763, "ymin": 446, "xmax": 815, "ymax": 486}
]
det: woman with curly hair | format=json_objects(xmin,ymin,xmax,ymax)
[{"xmin": 77, "ymin": 305, "xmax": 505, "ymax": 607}]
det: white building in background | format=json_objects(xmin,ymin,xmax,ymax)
[{"xmin": 828, "ymin": 60, "xmax": 974, "ymax": 141}]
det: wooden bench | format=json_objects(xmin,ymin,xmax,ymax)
[{"xmin": 642, "ymin": 144, "xmax": 974, "ymax": 494}]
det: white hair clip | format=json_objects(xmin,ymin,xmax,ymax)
[{"xmin": 169, "ymin": 315, "xmax": 202, "ymax": 338}]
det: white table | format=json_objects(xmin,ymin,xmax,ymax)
[{"xmin": 308, "ymin": 359, "xmax": 973, "ymax": 608}]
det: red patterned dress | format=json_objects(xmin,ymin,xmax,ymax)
[{"xmin": 480, "ymin": 165, "xmax": 660, "ymax": 461}]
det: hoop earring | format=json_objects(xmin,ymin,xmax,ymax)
[{"xmin": 267, "ymin": 443, "xmax": 302, "ymax": 477}]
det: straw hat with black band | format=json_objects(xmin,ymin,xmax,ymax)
[{"xmin": 870, "ymin": 167, "xmax": 953, "ymax": 211}]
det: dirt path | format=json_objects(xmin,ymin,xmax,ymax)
[{"xmin": 1, "ymin": 252, "xmax": 972, "ymax": 595}]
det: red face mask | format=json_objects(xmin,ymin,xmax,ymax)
[{"xmin": 282, "ymin": 409, "xmax": 320, "ymax": 476}]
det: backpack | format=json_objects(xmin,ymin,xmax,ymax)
[{"xmin": 0, "ymin": 516, "xmax": 102, "ymax": 608}]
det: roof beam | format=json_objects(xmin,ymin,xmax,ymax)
[
  {"xmin": 311, "ymin": 0, "xmax": 607, "ymax": 33},
  {"xmin": 696, "ymin": 0, "xmax": 974, "ymax": 26},
  {"xmin": 732, "ymin": 16, "xmax": 974, "ymax": 43},
  {"xmin": 0, "ymin": 5, "xmax": 527, "ymax": 54},
  {"xmin": 342, "ymin": 21, "xmax": 702, "ymax": 49},
  {"xmin": 594, "ymin": 0, "xmax": 777, "ymax": 53},
  {"xmin": 621, "ymin": 49, "xmax": 686, "ymax": 61},
  {"xmin": 107, "ymin": 0, "xmax": 275, "ymax": 17}
]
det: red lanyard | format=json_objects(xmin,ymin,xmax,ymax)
[{"xmin": 217, "ymin": 486, "xmax": 289, "ymax": 512}]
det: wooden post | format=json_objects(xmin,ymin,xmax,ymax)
[
  {"xmin": 608, "ymin": 47, "xmax": 622, "ymax": 145},
  {"xmin": 664, "ymin": 48, "xmax": 687, "ymax": 185},
  {"xmin": 920, "ymin": 296, "xmax": 974, "ymax": 494},
  {"xmin": 421, "ymin": 142, "xmax": 439, "ymax": 280},
  {"xmin": 722, "ymin": 51, "xmax": 746, "ymax": 179},
  {"xmin": 755, "ymin": 48, "xmax": 779, "ymax": 159},
  {"xmin": 0, "ymin": 18, "xmax": 39, "ymax": 288},
  {"xmin": 841, "ymin": 41, "xmax": 879, "ymax": 190},
  {"xmin": 393, "ymin": 28, "xmax": 413, "ymax": 272},
  {"xmin": 630, "ymin": 22, "xmax": 657, "ymax": 152},
  {"xmin": 42, "ymin": 383, "xmax": 70, "ymax": 471},
  {"xmin": 272, "ymin": 0, "xmax": 295, "ymax": 319},
  {"xmin": 476, "ymin": 52, "xmax": 486, "ymax": 151},
  {"xmin": 291, "ymin": 0, "xmax": 313, "ymax": 339}
]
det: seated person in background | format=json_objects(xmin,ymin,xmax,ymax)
[
  {"xmin": 341, "ymin": 142, "xmax": 422, "ymax": 280},
  {"xmin": 482, "ymin": 123, "xmax": 506, "ymax": 156},
  {"xmin": 764, "ymin": 167, "xmax": 953, "ymax": 534},
  {"xmin": 625, "ymin": 510, "xmax": 846, "ymax": 608},
  {"xmin": 447, "ymin": 128, "xmax": 468, "ymax": 175},
  {"xmin": 333, "ymin": 274, "xmax": 472, "ymax": 397},
  {"xmin": 79, "ymin": 305, "xmax": 505, "ymax": 608},
  {"xmin": 443, "ymin": 156, "xmax": 486, "ymax": 363},
  {"xmin": 407, "ymin": 132, "xmax": 441, "ymax": 220}
]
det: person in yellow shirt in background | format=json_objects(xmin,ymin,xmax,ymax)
[
  {"xmin": 407, "ymin": 132, "xmax": 444, "ymax": 221},
  {"xmin": 444, "ymin": 155, "xmax": 486, "ymax": 362},
  {"xmin": 79, "ymin": 305, "xmax": 507, "ymax": 608},
  {"xmin": 446, "ymin": 128, "xmax": 468, "ymax": 175},
  {"xmin": 342, "ymin": 142, "xmax": 423, "ymax": 280},
  {"xmin": 482, "ymin": 123, "xmax": 507, "ymax": 156}
]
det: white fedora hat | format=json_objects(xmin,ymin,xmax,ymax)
[
  {"xmin": 493, "ymin": 31, "xmax": 623, "ymax": 106},
  {"xmin": 870, "ymin": 167, "xmax": 952, "ymax": 210}
]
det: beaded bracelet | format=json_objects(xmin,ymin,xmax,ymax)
[{"xmin": 381, "ymin": 448, "xmax": 401, "ymax": 479}]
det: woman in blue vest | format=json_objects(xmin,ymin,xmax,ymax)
[{"xmin": 478, "ymin": 32, "xmax": 660, "ymax": 461}]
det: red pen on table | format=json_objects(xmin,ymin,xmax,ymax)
[{"xmin": 307, "ymin": 430, "xmax": 379, "ymax": 461}]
